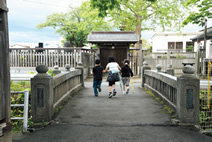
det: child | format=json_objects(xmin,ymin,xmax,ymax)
[
  {"xmin": 121, "ymin": 59, "xmax": 133, "ymax": 94},
  {"xmin": 105, "ymin": 56, "xmax": 121, "ymax": 98},
  {"xmin": 92, "ymin": 59, "xmax": 105, "ymax": 97}
]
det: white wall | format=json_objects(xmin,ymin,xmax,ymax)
[
  {"xmin": 206, "ymin": 40, "xmax": 212, "ymax": 58},
  {"xmin": 195, "ymin": 40, "xmax": 212, "ymax": 58},
  {"xmin": 152, "ymin": 32, "xmax": 200, "ymax": 52},
  {"xmin": 152, "ymin": 35, "xmax": 167, "ymax": 52},
  {"xmin": 209, "ymin": 41, "xmax": 212, "ymax": 59}
]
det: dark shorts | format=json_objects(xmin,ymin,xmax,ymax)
[
  {"xmin": 106, "ymin": 72, "xmax": 120, "ymax": 82},
  {"xmin": 109, "ymin": 81, "xmax": 116, "ymax": 86}
]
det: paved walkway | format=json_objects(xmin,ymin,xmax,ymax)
[{"xmin": 13, "ymin": 81, "xmax": 212, "ymax": 142}]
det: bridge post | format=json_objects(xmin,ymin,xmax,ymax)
[
  {"xmin": 53, "ymin": 65, "xmax": 61, "ymax": 75},
  {"xmin": 65, "ymin": 64, "xmax": 71, "ymax": 71},
  {"xmin": 75, "ymin": 62, "xmax": 84, "ymax": 87},
  {"xmin": 0, "ymin": 0, "xmax": 12, "ymax": 141},
  {"xmin": 166, "ymin": 64, "xmax": 174, "ymax": 76},
  {"xmin": 141, "ymin": 61, "xmax": 151, "ymax": 88},
  {"xmin": 176, "ymin": 65, "xmax": 199, "ymax": 124},
  {"xmin": 31, "ymin": 65, "xmax": 53, "ymax": 123},
  {"xmin": 156, "ymin": 64, "xmax": 162, "ymax": 72}
]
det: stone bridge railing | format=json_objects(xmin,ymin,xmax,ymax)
[
  {"xmin": 142, "ymin": 62, "xmax": 200, "ymax": 124},
  {"xmin": 144, "ymin": 70, "xmax": 177, "ymax": 110},
  {"xmin": 31, "ymin": 63, "xmax": 84, "ymax": 123}
]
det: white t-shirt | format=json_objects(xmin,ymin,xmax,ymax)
[{"xmin": 106, "ymin": 62, "xmax": 119, "ymax": 73}]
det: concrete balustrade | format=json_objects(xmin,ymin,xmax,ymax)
[
  {"xmin": 53, "ymin": 65, "xmax": 61, "ymax": 75},
  {"xmin": 144, "ymin": 64, "xmax": 199, "ymax": 124},
  {"xmin": 144, "ymin": 70, "xmax": 177, "ymax": 110},
  {"xmin": 141, "ymin": 61, "xmax": 151, "ymax": 88},
  {"xmin": 166, "ymin": 64, "xmax": 174, "ymax": 76},
  {"xmin": 31, "ymin": 64, "xmax": 83, "ymax": 123}
]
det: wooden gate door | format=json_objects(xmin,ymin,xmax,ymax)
[{"xmin": 100, "ymin": 47, "xmax": 127, "ymax": 68}]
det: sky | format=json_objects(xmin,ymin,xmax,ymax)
[
  {"xmin": 7, "ymin": 0, "xmax": 211, "ymax": 46},
  {"xmin": 7, "ymin": 0, "xmax": 84, "ymax": 46}
]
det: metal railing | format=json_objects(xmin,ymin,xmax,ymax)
[
  {"xmin": 11, "ymin": 90, "xmax": 29, "ymax": 133},
  {"xmin": 200, "ymin": 61, "xmax": 212, "ymax": 132}
]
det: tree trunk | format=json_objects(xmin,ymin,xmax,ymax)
[{"xmin": 135, "ymin": 16, "xmax": 142, "ymax": 49}]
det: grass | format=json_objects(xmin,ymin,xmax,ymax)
[{"xmin": 144, "ymin": 88, "xmax": 174, "ymax": 114}]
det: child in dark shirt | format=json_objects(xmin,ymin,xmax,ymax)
[
  {"xmin": 92, "ymin": 59, "xmax": 105, "ymax": 96},
  {"xmin": 121, "ymin": 59, "xmax": 133, "ymax": 94}
]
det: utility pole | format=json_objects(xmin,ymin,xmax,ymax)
[
  {"xmin": 139, "ymin": 40, "xmax": 143, "ymax": 76},
  {"xmin": 0, "ymin": 0, "xmax": 12, "ymax": 141},
  {"xmin": 196, "ymin": 40, "xmax": 201, "ymax": 78},
  {"xmin": 201, "ymin": 19, "xmax": 207, "ymax": 77}
]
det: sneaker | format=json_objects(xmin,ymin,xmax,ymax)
[
  {"xmin": 108, "ymin": 92, "xmax": 113, "ymax": 98},
  {"xmin": 113, "ymin": 90, "xmax": 117, "ymax": 96},
  {"xmin": 97, "ymin": 87, "xmax": 101, "ymax": 92},
  {"xmin": 126, "ymin": 88, "xmax": 129, "ymax": 94},
  {"xmin": 123, "ymin": 91, "xmax": 126, "ymax": 95},
  {"xmin": 95, "ymin": 94, "xmax": 98, "ymax": 97}
]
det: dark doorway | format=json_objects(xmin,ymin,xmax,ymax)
[{"xmin": 100, "ymin": 46, "xmax": 127, "ymax": 68}]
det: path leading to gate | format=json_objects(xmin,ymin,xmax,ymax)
[{"xmin": 13, "ymin": 80, "xmax": 212, "ymax": 142}]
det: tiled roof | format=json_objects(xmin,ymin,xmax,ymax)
[
  {"xmin": 87, "ymin": 31, "xmax": 139, "ymax": 43},
  {"xmin": 191, "ymin": 28, "xmax": 212, "ymax": 41}
]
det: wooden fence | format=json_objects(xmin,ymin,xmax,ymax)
[
  {"xmin": 9, "ymin": 48, "xmax": 96, "ymax": 68},
  {"xmin": 128, "ymin": 50, "xmax": 197, "ymax": 75}
]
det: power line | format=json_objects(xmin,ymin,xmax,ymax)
[{"xmin": 22, "ymin": 0, "xmax": 71, "ymax": 9}]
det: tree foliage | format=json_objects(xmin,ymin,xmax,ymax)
[
  {"xmin": 183, "ymin": 0, "xmax": 212, "ymax": 26},
  {"xmin": 90, "ymin": 0, "xmax": 121, "ymax": 17},
  {"xmin": 94, "ymin": 0, "xmax": 187, "ymax": 48},
  {"xmin": 90, "ymin": 0, "xmax": 157, "ymax": 17},
  {"xmin": 37, "ymin": 1, "xmax": 112, "ymax": 47}
]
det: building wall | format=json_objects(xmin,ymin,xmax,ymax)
[
  {"xmin": 194, "ymin": 40, "xmax": 212, "ymax": 58},
  {"xmin": 152, "ymin": 32, "xmax": 200, "ymax": 52}
]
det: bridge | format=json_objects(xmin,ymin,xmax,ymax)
[
  {"xmin": 0, "ymin": 1, "xmax": 212, "ymax": 140},
  {"xmin": 0, "ymin": 46, "xmax": 209, "ymax": 142},
  {"xmin": 12, "ymin": 80, "xmax": 212, "ymax": 142},
  {"xmin": 7, "ymin": 59, "xmax": 211, "ymax": 142}
]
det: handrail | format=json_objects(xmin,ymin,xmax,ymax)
[
  {"xmin": 11, "ymin": 90, "xmax": 29, "ymax": 133},
  {"xmin": 9, "ymin": 47, "xmax": 96, "ymax": 51},
  {"xmin": 144, "ymin": 70, "xmax": 178, "ymax": 110}
]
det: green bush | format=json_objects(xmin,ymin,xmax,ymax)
[
  {"xmin": 199, "ymin": 90, "xmax": 212, "ymax": 130},
  {"xmin": 161, "ymin": 56, "xmax": 167, "ymax": 59},
  {"xmin": 48, "ymin": 69, "xmax": 55, "ymax": 77},
  {"xmin": 10, "ymin": 81, "xmax": 31, "ymax": 133},
  {"xmin": 186, "ymin": 45, "xmax": 194, "ymax": 52},
  {"xmin": 175, "ymin": 54, "xmax": 186, "ymax": 59}
]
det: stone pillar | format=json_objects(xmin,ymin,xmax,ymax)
[
  {"xmin": 176, "ymin": 65, "xmax": 199, "ymax": 124},
  {"xmin": 65, "ymin": 64, "xmax": 71, "ymax": 71},
  {"xmin": 31, "ymin": 65, "xmax": 53, "ymax": 123},
  {"xmin": 0, "ymin": 1, "xmax": 12, "ymax": 141},
  {"xmin": 75, "ymin": 62, "xmax": 84, "ymax": 87},
  {"xmin": 53, "ymin": 65, "xmax": 61, "ymax": 75},
  {"xmin": 156, "ymin": 64, "xmax": 162, "ymax": 72},
  {"xmin": 141, "ymin": 61, "xmax": 151, "ymax": 88},
  {"xmin": 64, "ymin": 41, "xmax": 72, "ymax": 53},
  {"xmin": 166, "ymin": 64, "xmax": 174, "ymax": 76}
]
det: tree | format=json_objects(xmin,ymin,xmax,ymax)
[
  {"xmin": 141, "ymin": 38, "xmax": 152, "ymax": 52},
  {"xmin": 37, "ymin": 1, "xmax": 112, "ymax": 47},
  {"xmin": 91, "ymin": 0, "xmax": 188, "ymax": 48},
  {"xmin": 183, "ymin": 0, "xmax": 212, "ymax": 26},
  {"xmin": 90, "ymin": 0, "xmax": 157, "ymax": 17}
]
